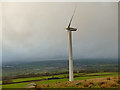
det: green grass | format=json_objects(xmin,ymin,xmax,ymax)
[
  {"xmin": 36, "ymin": 78, "xmax": 69, "ymax": 84},
  {"xmin": 12, "ymin": 73, "xmax": 93, "ymax": 83},
  {"xmin": 2, "ymin": 82, "xmax": 30, "ymax": 88},
  {"xmin": 75, "ymin": 72, "xmax": 118, "ymax": 80},
  {"xmin": 55, "ymin": 73, "xmax": 84, "ymax": 78},
  {"xmin": 36, "ymin": 72, "xmax": 118, "ymax": 85},
  {"xmin": 12, "ymin": 74, "xmax": 69, "ymax": 83},
  {"xmin": 12, "ymin": 74, "xmax": 68, "ymax": 83},
  {"xmin": 2, "ymin": 72, "xmax": 118, "ymax": 88},
  {"xmin": 13, "ymin": 76, "xmax": 51, "ymax": 82},
  {"xmin": 0, "ymin": 81, "xmax": 2, "ymax": 84},
  {"xmin": 86, "ymin": 72, "xmax": 114, "ymax": 75}
]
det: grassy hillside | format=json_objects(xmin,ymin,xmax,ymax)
[
  {"xmin": 36, "ymin": 77, "xmax": 119, "ymax": 88},
  {"xmin": 2, "ymin": 59, "xmax": 118, "ymax": 88}
]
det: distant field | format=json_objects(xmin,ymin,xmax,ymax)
[{"xmin": 2, "ymin": 72, "xmax": 118, "ymax": 88}]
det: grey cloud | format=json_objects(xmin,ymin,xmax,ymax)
[{"xmin": 2, "ymin": 2, "xmax": 118, "ymax": 62}]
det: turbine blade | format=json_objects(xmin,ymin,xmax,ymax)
[{"xmin": 68, "ymin": 4, "xmax": 77, "ymax": 28}]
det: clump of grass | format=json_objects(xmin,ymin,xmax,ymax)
[
  {"xmin": 36, "ymin": 77, "xmax": 119, "ymax": 88},
  {"xmin": 89, "ymin": 81, "xmax": 94, "ymax": 85},
  {"xmin": 100, "ymin": 84, "xmax": 109, "ymax": 88},
  {"xmin": 88, "ymin": 84, "xmax": 93, "ymax": 88},
  {"xmin": 83, "ymin": 82, "xmax": 89, "ymax": 87},
  {"xmin": 78, "ymin": 85, "xmax": 84, "ymax": 88},
  {"xmin": 37, "ymin": 84, "xmax": 47, "ymax": 88},
  {"xmin": 76, "ymin": 82, "xmax": 82, "ymax": 85},
  {"xmin": 118, "ymin": 79, "xmax": 120, "ymax": 84},
  {"xmin": 106, "ymin": 77, "xmax": 111, "ymax": 80},
  {"xmin": 112, "ymin": 77, "xmax": 118, "ymax": 79},
  {"xmin": 46, "ymin": 84, "xmax": 49, "ymax": 87},
  {"xmin": 98, "ymin": 81, "xmax": 106, "ymax": 86},
  {"xmin": 107, "ymin": 81, "xmax": 118, "ymax": 87}
]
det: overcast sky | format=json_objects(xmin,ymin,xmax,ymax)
[{"xmin": 2, "ymin": 2, "xmax": 118, "ymax": 62}]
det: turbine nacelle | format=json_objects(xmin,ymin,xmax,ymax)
[{"xmin": 66, "ymin": 27, "xmax": 77, "ymax": 31}]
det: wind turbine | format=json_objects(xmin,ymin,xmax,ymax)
[{"xmin": 65, "ymin": 6, "xmax": 77, "ymax": 81}]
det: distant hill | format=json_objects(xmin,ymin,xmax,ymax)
[{"xmin": 2, "ymin": 59, "xmax": 118, "ymax": 77}]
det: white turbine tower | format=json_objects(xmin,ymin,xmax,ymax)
[{"xmin": 65, "ymin": 6, "xmax": 77, "ymax": 81}]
